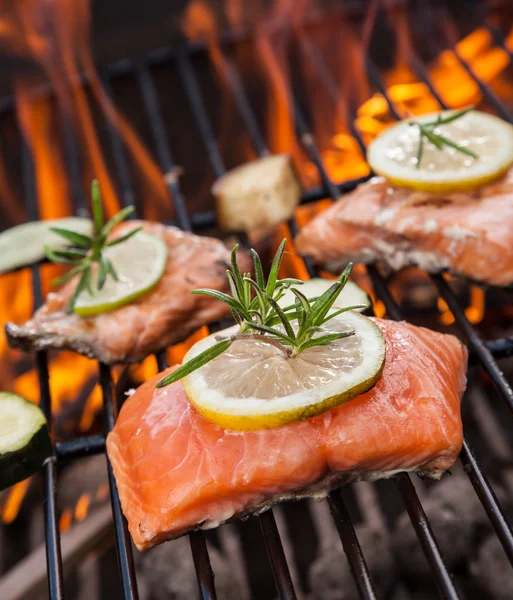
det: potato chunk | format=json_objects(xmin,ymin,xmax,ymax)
[{"xmin": 213, "ymin": 154, "xmax": 302, "ymax": 232}]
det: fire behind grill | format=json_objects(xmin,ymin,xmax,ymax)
[{"xmin": 2, "ymin": 5, "xmax": 513, "ymax": 600}]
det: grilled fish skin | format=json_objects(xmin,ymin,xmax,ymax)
[
  {"xmin": 5, "ymin": 221, "xmax": 251, "ymax": 364},
  {"xmin": 295, "ymin": 170, "xmax": 513, "ymax": 287},
  {"xmin": 106, "ymin": 319, "xmax": 467, "ymax": 551}
]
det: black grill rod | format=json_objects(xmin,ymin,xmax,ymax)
[
  {"xmin": 395, "ymin": 60, "xmax": 513, "ymax": 412},
  {"xmin": 176, "ymin": 53, "xmax": 226, "ymax": 179},
  {"xmin": 176, "ymin": 52, "xmax": 299, "ymax": 600},
  {"xmin": 260, "ymin": 511, "xmax": 298, "ymax": 600},
  {"xmin": 154, "ymin": 350, "xmax": 218, "ymax": 600},
  {"xmin": 433, "ymin": 274, "xmax": 513, "ymax": 412},
  {"xmin": 450, "ymin": 45, "xmax": 513, "ymax": 123},
  {"xmin": 361, "ymin": 57, "xmax": 513, "ymax": 564},
  {"xmin": 55, "ymin": 93, "xmax": 140, "ymax": 599},
  {"xmin": 327, "ymin": 491, "xmax": 377, "ymax": 600},
  {"xmin": 99, "ymin": 72, "xmax": 217, "ymax": 598},
  {"xmin": 55, "ymin": 434, "xmax": 106, "ymax": 459},
  {"xmin": 99, "ymin": 363, "xmax": 140, "ymax": 599},
  {"xmin": 280, "ymin": 63, "xmax": 460, "ymax": 599},
  {"xmin": 22, "ymin": 140, "xmax": 64, "ymax": 600},
  {"xmin": 100, "ymin": 73, "xmax": 137, "ymax": 211},
  {"xmin": 193, "ymin": 46, "xmax": 378, "ymax": 600},
  {"xmin": 486, "ymin": 24, "xmax": 513, "ymax": 64},
  {"xmin": 367, "ymin": 263, "xmax": 513, "ymax": 568},
  {"xmin": 134, "ymin": 61, "xmax": 192, "ymax": 231}
]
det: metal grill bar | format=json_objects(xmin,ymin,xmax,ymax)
[
  {"xmin": 176, "ymin": 53, "xmax": 299, "ymax": 600},
  {"xmin": 103, "ymin": 65, "xmax": 218, "ymax": 599},
  {"xmin": 99, "ymin": 363, "xmax": 139, "ymax": 599},
  {"xmin": 327, "ymin": 492, "xmax": 377, "ymax": 600},
  {"xmin": 55, "ymin": 434, "xmax": 106, "ymax": 459},
  {"xmin": 363, "ymin": 58, "xmax": 513, "ymax": 570},
  {"xmin": 9, "ymin": 16, "xmax": 513, "ymax": 600},
  {"xmin": 22, "ymin": 140, "xmax": 65, "ymax": 600},
  {"xmin": 135, "ymin": 62, "xmax": 191, "ymax": 231}
]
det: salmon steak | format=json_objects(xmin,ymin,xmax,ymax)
[
  {"xmin": 5, "ymin": 221, "xmax": 251, "ymax": 364},
  {"xmin": 295, "ymin": 170, "xmax": 513, "ymax": 286},
  {"xmin": 106, "ymin": 319, "xmax": 467, "ymax": 551}
]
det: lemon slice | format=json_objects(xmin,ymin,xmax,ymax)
[
  {"xmin": 367, "ymin": 110, "xmax": 513, "ymax": 193},
  {"xmin": 0, "ymin": 218, "xmax": 93, "ymax": 274},
  {"xmin": 74, "ymin": 231, "xmax": 167, "ymax": 316},
  {"xmin": 278, "ymin": 278, "xmax": 369, "ymax": 313},
  {"xmin": 182, "ymin": 311, "xmax": 385, "ymax": 431}
]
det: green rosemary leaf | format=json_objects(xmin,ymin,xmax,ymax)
[
  {"xmin": 106, "ymin": 226, "xmax": 143, "ymax": 247},
  {"xmin": 431, "ymin": 133, "xmax": 479, "ymax": 158},
  {"xmin": 101, "ymin": 206, "xmax": 135, "ymax": 237},
  {"xmin": 301, "ymin": 264, "xmax": 352, "ymax": 336},
  {"xmin": 245, "ymin": 322, "xmax": 296, "ymax": 345},
  {"xmin": 51, "ymin": 263, "xmax": 88, "ymax": 287},
  {"xmin": 244, "ymin": 277, "xmax": 267, "ymax": 318},
  {"xmin": 428, "ymin": 107, "xmax": 474, "ymax": 126},
  {"xmin": 265, "ymin": 238, "xmax": 286, "ymax": 296},
  {"xmin": 290, "ymin": 288, "xmax": 310, "ymax": 314},
  {"xmin": 229, "ymin": 244, "xmax": 244, "ymax": 301},
  {"xmin": 91, "ymin": 179, "xmax": 104, "ymax": 233},
  {"xmin": 251, "ymin": 248, "xmax": 265, "ymax": 290},
  {"xmin": 191, "ymin": 288, "xmax": 250, "ymax": 319},
  {"xmin": 298, "ymin": 331, "xmax": 355, "ymax": 352},
  {"xmin": 421, "ymin": 127, "xmax": 444, "ymax": 150},
  {"xmin": 226, "ymin": 270, "xmax": 239, "ymax": 300},
  {"xmin": 415, "ymin": 130, "xmax": 424, "ymax": 169},
  {"xmin": 98, "ymin": 255, "xmax": 108, "ymax": 290},
  {"xmin": 67, "ymin": 269, "xmax": 90, "ymax": 313},
  {"xmin": 264, "ymin": 294, "xmax": 295, "ymax": 340},
  {"xmin": 44, "ymin": 246, "xmax": 82, "ymax": 265},
  {"xmin": 243, "ymin": 273, "xmax": 251, "ymax": 306},
  {"xmin": 276, "ymin": 278, "xmax": 304, "ymax": 287},
  {"xmin": 106, "ymin": 258, "xmax": 118, "ymax": 281},
  {"xmin": 83, "ymin": 269, "xmax": 93, "ymax": 296},
  {"xmin": 49, "ymin": 227, "xmax": 92, "ymax": 249},
  {"xmin": 411, "ymin": 108, "xmax": 478, "ymax": 166},
  {"xmin": 156, "ymin": 339, "xmax": 233, "ymax": 388},
  {"xmin": 320, "ymin": 304, "xmax": 369, "ymax": 323}
]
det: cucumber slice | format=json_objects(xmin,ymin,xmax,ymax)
[{"xmin": 0, "ymin": 393, "xmax": 53, "ymax": 491}]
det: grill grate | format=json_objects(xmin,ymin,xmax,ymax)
[{"xmin": 4, "ymin": 14, "xmax": 513, "ymax": 600}]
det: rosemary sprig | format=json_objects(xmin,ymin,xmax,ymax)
[
  {"xmin": 409, "ymin": 107, "xmax": 479, "ymax": 169},
  {"xmin": 156, "ymin": 240, "xmax": 366, "ymax": 388},
  {"xmin": 44, "ymin": 180, "xmax": 141, "ymax": 312}
]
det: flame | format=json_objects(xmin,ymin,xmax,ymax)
[
  {"xmin": 2, "ymin": 480, "xmax": 30, "ymax": 524},
  {"xmin": 1, "ymin": 0, "xmax": 508, "ymax": 525},
  {"xmin": 74, "ymin": 492, "xmax": 91, "ymax": 521},
  {"xmin": 59, "ymin": 509, "xmax": 73, "ymax": 533}
]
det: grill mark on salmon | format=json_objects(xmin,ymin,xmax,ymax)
[
  {"xmin": 5, "ymin": 221, "xmax": 251, "ymax": 364},
  {"xmin": 295, "ymin": 171, "xmax": 513, "ymax": 286},
  {"xmin": 106, "ymin": 319, "xmax": 467, "ymax": 551}
]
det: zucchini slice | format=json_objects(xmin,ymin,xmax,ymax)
[{"xmin": 0, "ymin": 393, "xmax": 53, "ymax": 491}]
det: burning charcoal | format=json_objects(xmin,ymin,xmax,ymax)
[
  {"xmin": 213, "ymin": 154, "xmax": 302, "ymax": 232},
  {"xmin": 309, "ymin": 527, "xmax": 394, "ymax": 600},
  {"xmin": 136, "ymin": 534, "xmax": 249, "ymax": 600},
  {"xmin": 470, "ymin": 534, "xmax": 513, "ymax": 600},
  {"xmin": 392, "ymin": 474, "xmax": 494, "ymax": 578}
]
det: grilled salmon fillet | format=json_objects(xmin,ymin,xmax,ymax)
[
  {"xmin": 5, "ymin": 221, "xmax": 251, "ymax": 364},
  {"xmin": 295, "ymin": 170, "xmax": 513, "ymax": 286},
  {"xmin": 106, "ymin": 319, "xmax": 467, "ymax": 551}
]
